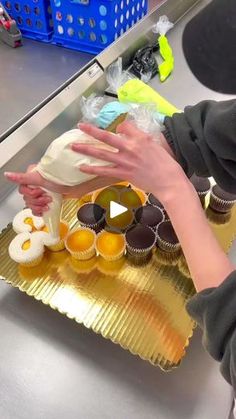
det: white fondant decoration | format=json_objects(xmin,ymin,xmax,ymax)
[
  {"xmin": 13, "ymin": 209, "xmax": 45, "ymax": 234},
  {"xmin": 8, "ymin": 231, "xmax": 59, "ymax": 264}
]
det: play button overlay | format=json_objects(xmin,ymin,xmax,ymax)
[
  {"xmin": 110, "ymin": 201, "xmax": 128, "ymax": 219},
  {"xmin": 94, "ymin": 185, "xmax": 144, "ymax": 233}
]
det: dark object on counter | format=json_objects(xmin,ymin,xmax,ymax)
[
  {"xmin": 190, "ymin": 174, "xmax": 211, "ymax": 207},
  {"xmin": 209, "ymin": 185, "xmax": 236, "ymax": 214},
  {"xmin": 132, "ymin": 45, "xmax": 159, "ymax": 80},
  {"xmin": 182, "ymin": 0, "xmax": 236, "ymax": 94}
]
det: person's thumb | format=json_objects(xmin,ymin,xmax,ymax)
[{"xmin": 4, "ymin": 170, "xmax": 44, "ymax": 186}]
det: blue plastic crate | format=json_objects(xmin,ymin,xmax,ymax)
[
  {"xmin": 51, "ymin": 0, "xmax": 148, "ymax": 54},
  {"xmin": 4, "ymin": 0, "xmax": 53, "ymax": 42}
]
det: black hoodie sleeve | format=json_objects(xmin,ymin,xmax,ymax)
[
  {"xmin": 187, "ymin": 271, "xmax": 236, "ymax": 393},
  {"xmin": 164, "ymin": 99, "xmax": 236, "ymax": 194}
]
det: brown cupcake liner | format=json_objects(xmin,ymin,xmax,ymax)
[
  {"xmin": 209, "ymin": 191, "xmax": 236, "ymax": 213},
  {"xmin": 126, "ymin": 250, "xmax": 153, "ymax": 266},
  {"xmin": 206, "ymin": 207, "xmax": 231, "ymax": 225},
  {"xmin": 154, "ymin": 247, "xmax": 181, "ymax": 265},
  {"xmin": 126, "ymin": 234, "xmax": 157, "ymax": 258},
  {"xmin": 156, "ymin": 231, "xmax": 181, "ymax": 254}
]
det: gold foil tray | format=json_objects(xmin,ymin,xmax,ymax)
[{"xmin": 0, "ymin": 200, "xmax": 236, "ymax": 371}]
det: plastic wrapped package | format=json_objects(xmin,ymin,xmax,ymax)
[
  {"xmin": 132, "ymin": 45, "xmax": 159, "ymax": 82},
  {"xmin": 106, "ymin": 57, "xmax": 133, "ymax": 94},
  {"xmin": 126, "ymin": 104, "xmax": 164, "ymax": 139}
]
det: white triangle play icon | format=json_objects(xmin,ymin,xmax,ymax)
[{"xmin": 110, "ymin": 201, "xmax": 128, "ymax": 219}]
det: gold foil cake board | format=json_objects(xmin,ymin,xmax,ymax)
[{"xmin": 0, "ymin": 200, "xmax": 236, "ymax": 371}]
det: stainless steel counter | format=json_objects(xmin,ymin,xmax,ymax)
[
  {"xmin": 0, "ymin": 39, "xmax": 92, "ymax": 138},
  {"xmin": 0, "ymin": 1, "xmax": 235, "ymax": 418}
]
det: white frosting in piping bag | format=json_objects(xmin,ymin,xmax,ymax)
[{"xmin": 36, "ymin": 129, "xmax": 113, "ymax": 239}]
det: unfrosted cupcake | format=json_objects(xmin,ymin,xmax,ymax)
[
  {"xmin": 96, "ymin": 230, "xmax": 126, "ymax": 261},
  {"xmin": 190, "ymin": 174, "xmax": 211, "ymax": 207},
  {"xmin": 156, "ymin": 221, "xmax": 181, "ymax": 253},
  {"xmin": 135, "ymin": 205, "xmax": 164, "ymax": 230},
  {"xmin": 92, "ymin": 187, "xmax": 120, "ymax": 210},
  {"xmin": 209, "ymin": 185, "xmax": 236, "ymax": 213},
  {"xmin": 65, "ymin": 227, "xmax": 96, "ymax": 260},
  {"xmin": 77, "ymin": 203, "xmax": 105, "ymax": 232},
  {"xmin": 120, "ymin": 188, "xmax": 147, "ymax": 209},
  {"xmin": 125, "ymin": 224, "xmax": 156, "ymax": 265},
  {"xmin": 105, "ymin": 208, "xmax": 134, "ymax": 233}
]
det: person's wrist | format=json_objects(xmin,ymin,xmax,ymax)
[{"xmin": 153, "ymin": 174, "xmax": 199, "ymax": 211}]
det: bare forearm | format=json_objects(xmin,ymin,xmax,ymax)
[{"xmin": 159, "ymin": 177, "xmax": 235, "ymax": 292}]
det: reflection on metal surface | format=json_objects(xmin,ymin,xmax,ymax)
[{"xmin": 0, "ymin": 199, "xmax": 236, "ymax": 370}]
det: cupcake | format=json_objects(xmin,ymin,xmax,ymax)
[
  {"xmin": 125, "ymin": 224, "xmax": 156, "ymax": 265},
  {"xmin": 13, "ymin": 208, "xmax": 45, "ymax": 234},
  {"xmin": 77, "ymin": 203, "xmax": 105, "ymax": 232},
  {"xmin": 96, "ymin": 231, "xmax": 126, "ymax": 261},
  {"xmin": 190, "ymin": 174, "xmax": 211, "ymax": 207},
  {"xmin": 135, "ymin": 205, "xmax": 164, "ymax": 230},
  {"xmin": 147, "ymin": 193, "xmax": 164, "ymax": 210},
  {"xmin": 42, "ymin": 221, "xmax": 69, "ymax": 251},
  {"xmin": 156, "ymin": 221, "xmax": 181, "ymax": 255},
  {"xmin": 65, "ymin": 227, "xmax": 96, "ymax": 260},
  {"xmin": 209, "ymin": 185, "xmax": 236, "ymax": 213},
  {"xmin": 8, "ymin": 231, "xmax": 45, "ymax": 267},
  {"xmin": 105, "ymin": 208, "xmax": 134, "ymax": 233},
  {"xmin": 120, "ymin": 188, "xmax": 147, "ymax": 209},
  {"xmin": 206, "ymin": 206, "xmax": 231, "ymax": 225},
  {"xmin": 92, "ymin": 187, "xmax": 120, "ymax": 210}
]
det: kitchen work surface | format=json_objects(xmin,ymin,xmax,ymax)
[{"xmin": 0, "ymin": 39, "xmax": 92, "ymax": 138}]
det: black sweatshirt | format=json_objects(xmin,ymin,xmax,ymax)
[{"xmin": 164, "ymin": 99, "xmax": 236, "ymax": 393}]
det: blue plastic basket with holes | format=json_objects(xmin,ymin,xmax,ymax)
[
  {"xmin": 4, "ymin": 0, "xmax": 53, "ymax": 42},
  {"xmin": 50, "ymin": 0, "xmax": 148, "ymax": 54}
]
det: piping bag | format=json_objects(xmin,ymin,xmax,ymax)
[
  {"xmin": 152, "ymin": 16, "xmax": 174, "ymax": 82},
  {"xmin": 35, "ymin": 129, "xmax": 114, "ymax": 239},
  {"xmin": 106, "ymin": 58, "xmax": 179, "ymax": 116}
]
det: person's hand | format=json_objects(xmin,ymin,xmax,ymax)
[
  {"xmin": 5, "ymin": 164, "xmax": 120, "ymax": 216},
  {"xmin": 72, "ymin": 121, "xmax": 185, "ymax": 205}
]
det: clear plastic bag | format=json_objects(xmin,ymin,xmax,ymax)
[
  {"xmin": 125, "ymin": 104, "xmax": 163, "ymax": 140},
  {"xmin": 106, "ymin": 57, "xmax": 133, "ymax": 94},
  {"xmin": 80, "ymin": 94, "xmax": 105, "ymax": 124},
  {"xmin": 152, "ymin": 15, "xmax": 174, "ymax": 36}
]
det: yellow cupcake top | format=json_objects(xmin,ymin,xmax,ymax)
[
  {"xmin": 96, "ymin": 231, "xmax": 126, "ymax": 256},
  {"xmin": 120, "ymin": 189, "xmax": 146, "ymax": 208},
  {"xmin": 66, "ymin": 228, "xmax": 96, "ymax": 252}
]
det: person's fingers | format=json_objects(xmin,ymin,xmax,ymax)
[
  {"xmin": 72, "ymin": 143, "xmax": 126, "ymax": 166},
  {"xmin": 25, "ymin": 196, "xmax": 52, "ymax": 206},
  {"xmin": 4, "ymin": 170, "xmax": 44, "ymax": 186},
  {"xmin": 26, "ymin": 164, "xmax": 37, "ymax": 173},
  {"xmin": 79, "ymin": 164, "xmax": 125, "ymax": 178},
  {"xmin": 116, "ymin": 121, "xmax": 153, "ymax": 141},
  {"xmin": 78, "ymin": 123, "xmax": 126, "ymax": 151},
  {"xmin": 19, "ymin": 185, "xmax": 47, "ymax": 198}
]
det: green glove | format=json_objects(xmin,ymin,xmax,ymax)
[{"xmin": 118, "ymin": 79, "xmax": 180, "ymax": 117}]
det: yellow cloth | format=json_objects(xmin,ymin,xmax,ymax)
[{"xmin": 118, "ymin": 79, "xmax": 180, "ymax": 117}]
